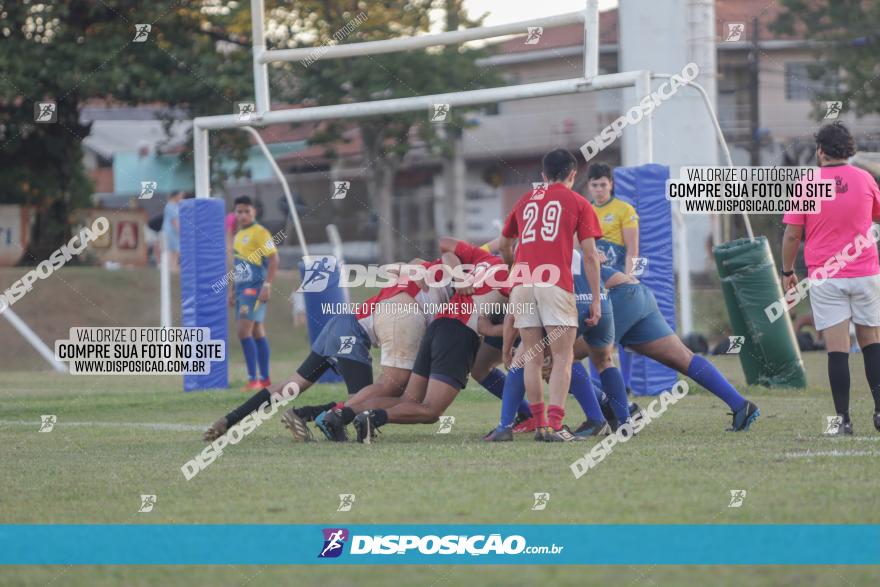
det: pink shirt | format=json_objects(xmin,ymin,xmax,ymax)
[
  {"xmin": 225, "ymin": 212, "xmax": 237, "ymax": 235},
  {"xmin": 783, "ymin": 164, "xmax": 880, "ymax": 279}
]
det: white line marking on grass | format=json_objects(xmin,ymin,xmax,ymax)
[
  {"xmin": 0, "ymin": 420, "xmax": 204, "ymax": 432},
  {"xmin": 784, "ymin": 449, "xmax": 880, "ymax": 459}
]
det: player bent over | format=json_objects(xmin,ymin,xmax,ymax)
[
  {"xmin": 203, "ymin": 261, "xmax": 440, "ymax": 442},
  {"xmin": 499, "ymin": 148, "xmax": 604, "ymax": 442},
  {"xmin": 282, "ymin": 258, "xmax": 451, "ymax": 441},
  {"xmin": 320, "ymin": 243, "xmax": 510, "ymax": 442},
  {"xmin": 599, "ymin": 265, "xmax": 760, "ymax": 431}
]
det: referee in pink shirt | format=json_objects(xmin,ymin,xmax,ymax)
[{"xmin": 781, "ymin": 122, "xmax": 880, "ymax": 435}]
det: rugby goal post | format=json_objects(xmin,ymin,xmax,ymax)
[{"xmin": 182, "ymin": 0, "xmax": 746, "ymax": 337}]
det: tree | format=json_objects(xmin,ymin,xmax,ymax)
[
  {"xmin": 0, "ymin": 0, "xmax": 255, "ymax": 259},
  {"xmin": 774, "ymin": 0, "xmax": 880, "ymax": 119},
  {"xmin": 267, "ymin": 0, "xmax": 501, "ymax": 262}
]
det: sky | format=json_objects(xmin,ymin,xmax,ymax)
[{"xmin": 464, "ymin": 0, "xmax": 619, "ymax": 26}]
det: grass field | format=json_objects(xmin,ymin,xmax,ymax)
[{"xmin": 1, "ymin": 268, "xmax": 879, "ymax": 585}]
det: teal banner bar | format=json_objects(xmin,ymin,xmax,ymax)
[{"xmin": 1, "ymin": 525, "xmax": 878, "ymax": 565}]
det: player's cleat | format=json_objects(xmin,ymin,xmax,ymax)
[
  {"xmin": 242, "ymin": 380, "xmax": 263, "ymax": 392},
  {"xmin": 629, "ymin": 402, "xmax": 642, "ymax": 420},
  {"xmin": 513, "ymin": 415, "xmax": 537, "ymax": 433},
  {"xmin": 574, "ymin": 418, "xmax": 611, "ymax": 438},
  {"xmin": 533, "ymin": 426, "xmax": 548, "ymax": 442},
  {"xmin": 728, "ymin": 400, "xmax": 760, "ymax": 432},
  {"xmin": 259, "ymin": 378, "xmax": 271, "ymax": 387},
  {"xmin": 874, "ymin": 412, "xmax": 880, "ymax": 432},
  {"xmin": 352, "ymin": 410, "xmax": 381, "ymax": 444},
  {"xmin": 482, "ymin": 427, "xmax": 513, "ymax": 442},
  {"xmin": 281, "ymin": 408, "xmax": 314, "ymax": 442},
  {"xmin": 203, "ymin": 417, "xmax": 228, "ymax": 441},
  {"xmin": 824, "ymin": 415, "xmax": 853, "ymax": 436},
  {"xmin": 543, "ymin": 425, "xmax": 583, "ymax": 442},
  {"xmin": 315, "ymin": 409, "xmax": 348, "ymax": 442}
]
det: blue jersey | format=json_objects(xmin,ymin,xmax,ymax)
[{"xmin": 572, "ymin": 250, "xmax": 612, "ymax": 338}]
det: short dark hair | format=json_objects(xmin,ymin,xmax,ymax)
[
  {"xmin": 542, "ymin": 148, "xmax": 577, "ymax": 182},
  {"xmin": 586, "ymin": 163, "xmax": 613, "ymax": 182},
  {"xmin": 233, "ymin": 195, "xmax": 254, "ymax": 208},
  {"xmin": 815, "ymin": 122, "xmax": 855, "ymax": 160}
]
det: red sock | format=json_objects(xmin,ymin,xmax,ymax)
[
  {"xmin": 547, "ymin": 405, "xmax": 565, "ymax": 431},
  {"xmin": 530, "ymin": 402, "xmax": 547, "ymax": 428}
]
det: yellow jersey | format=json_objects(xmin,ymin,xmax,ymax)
[
  {"xmin": 595, "ymin": 197, "xmax": 639, "ymax": 247},
  {"xmin": 233, "ymin": 222, "xmax": 277, "ymax": 288}
]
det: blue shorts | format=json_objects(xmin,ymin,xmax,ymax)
[
  {"xmin": 578, "ymin": 294, "xmax": 614, "ymax": 348},
  {"xmin": 609, "ymin": 283, "xmax": 674, "ymax": 347},
  {"xmin": 311, "ymin": 314, "xmax": 373, "ymax": 366},
  {"xmin": 235, "ymin": 286, "xmax": 266, "ymax": 323}
]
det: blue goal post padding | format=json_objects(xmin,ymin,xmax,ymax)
[
  {"xmin": 613, "ymin": 164, "xmax": 678, "ymax": 396},
  {"xmin": 180, "ymin": 198, "xmax": 228, "ymax": 391}
]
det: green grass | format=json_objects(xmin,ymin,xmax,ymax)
[
  {"xmin": 2, "ymin": 352, "xmax": 879, "ymax": 585},
  {"xmin": 2, "ymin": 268, "xmax": 878, "ymax": 584}
]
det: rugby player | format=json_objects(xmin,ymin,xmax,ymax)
[
  {"xmin": 319, "ymin": 240, "xmax": 510, "ymax": 442},
  {"xmin": 586, "ymin": 163, "xmax": 639, "ymax": 392},
  {"xmin": 203, "ymin": 258, "xmax": 445, "ymax": 442},
  {"xmin": 498, "ymin": 148, "xmax": 604, "ymax": 441},
  {"xmin": 229, "ymin": 196, "xmax": 278, "ymax": 391},
  {"xmin": 484, "ymin": 248, "xmax": 631, "ymax": 441},
  {"xmin": 598, "ymin": 265, "xmax": 760, "ymax": 431}
]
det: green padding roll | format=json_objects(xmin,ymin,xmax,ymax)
[{"xmin": 713, "ymin": 237, "xmax": 807, "ymax": 388}]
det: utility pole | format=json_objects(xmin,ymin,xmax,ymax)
[
  {"xmin": 444, "ymin": 0, "xmax": 467, "ymax": 240},
  {"xmin": 748, "ymin": 16, "xmax": 761, "ymax": 166}
]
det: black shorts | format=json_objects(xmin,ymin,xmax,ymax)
[
  {"xmin": 412, "ymin": 318, "xmax": 480, "ymax": 390},
  {"xmin": 296, "ymin": 352, "xmax": 373, "ymax": 395}
]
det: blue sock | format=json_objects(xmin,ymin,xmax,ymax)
[
  {"xmin": 497, "ymin": 366, "xmax": 531, "ymax": 430},
  {"xmin": 570, "ymin": 361, "xmax": 605, "ymax": 422},
  {"xmin": 687, "ymin": 355, "xmax": 746, "ymax": 411},
  {"xmin": 619, "ymin": 346, "xmax": 633, "ymax": 389},
  {"xmin": 482, "ymin": 368, "xmax": 531, "ymax": 419},
  {"xmin": 240, "ymin": 337, "xmax": 257, "ymax": 381},
  {"xmin": 254, "ymin": 336, "xmax": 270, "ymax": 381},
  {"xmin": 600, "ymin": 366, "xmax": 630, "ymax": 423}
]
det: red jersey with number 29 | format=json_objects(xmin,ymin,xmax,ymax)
[{"xmin": 502, "ymin": 183, "xmax": 602, "ymax": 292}]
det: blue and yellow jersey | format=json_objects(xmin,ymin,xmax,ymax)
[
  {"xmin": 232, "ymin": 222, "xmax": 277, "ymax": 291},
  {"xmin": 595, "ymin": 196, "xmax": 638, "ymax": 272}
]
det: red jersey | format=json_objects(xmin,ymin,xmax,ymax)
[
  {"xmin": 502, "ymin": 183, "xmax": 602, "ymax": 292},
  {"xmin": 437, "ymin": 242, "xmax": 509, "ymax": 332}
]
